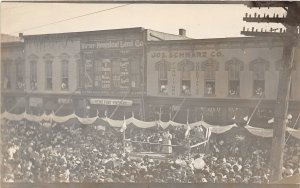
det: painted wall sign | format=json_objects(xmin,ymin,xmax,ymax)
[
  {"xmin": 90, "ymin": 98, "xmax": 133, "ymax": 106},
  {"xmin": 150, "ymin": 50, "xmax": 223, "ymax": 59},
  {"xmin": 58, "ymin": 98, "xmax": 73, "ymax": 104},
  {"xmin": 81, "ymin": 39, "xmax": 144, "ymax": 50}
]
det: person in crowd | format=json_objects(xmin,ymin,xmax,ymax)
[{"xmin": 1, "ymin": 119, "xmax": 299, "ymax": 183}]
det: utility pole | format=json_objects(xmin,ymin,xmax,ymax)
[{"xmin": 241, "ymin": 1, "xmax": 300, "ymax": 182}]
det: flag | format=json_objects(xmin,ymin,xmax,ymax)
[
  {"xmin": 185, "ymin": 121, "xmax": 191, "ymax": 138},
  {"xmin": 120, "ymin": 116, "xmax": 127, "ymax": 133},
  {"xmin": 205, "ymin": 127, "xmax": 211, "ymax": 140}
]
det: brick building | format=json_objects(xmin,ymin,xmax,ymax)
[
  {"xmin": 145, "ymin": 37, "xmax": 300, "ymax": 126},
  {"xmin": 1, "ymin": 28, "xmax": 188, "ymax": 118}
]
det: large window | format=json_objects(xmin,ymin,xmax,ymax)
[
  {"xmin": 45, "ymin": 61, "xmax": 53, "ymax": 90},
  {"xmin": 16, "ymin": 60, "xmax": 25, "ymax": 90},
  {"xmin": 156, "ymin": 60, "xmax": 170, "ymax": 94},
  {"xmin": 178, "ymin": 60, "xmax": 193, "ymax": 95},
  {"xmin": 202, "ymin": 59, "xmax": 218, "ymax": 96},
  {"xmin": 30, "ymin": 60, "xmax": 37, "ymax": 90},
  {"xmin": 3, "ymin": 61, "xmax": 11, "ymax": 89},
  {"xmin": 181, "ymin": 70, "xmax": 191, "ymax": 95},
  {"xmin": 250, "ymin": 58, "xmax": 269, "ymax": 97},
  {"xmin": 226, "ymin": 58, "xmax": 243, "ymax": 97},
  {"xmin": 61, "ymin": 60, "xmax": 69, "ymax": 90}
]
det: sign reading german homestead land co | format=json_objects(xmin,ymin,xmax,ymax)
[{"xmin": 81, "ymin": 39, "xmax": 144, "ymax": 50}]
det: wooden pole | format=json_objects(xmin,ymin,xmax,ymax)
[{"xmin": 270, "ymin": 4, "xmax": 298, "ymax": 181}]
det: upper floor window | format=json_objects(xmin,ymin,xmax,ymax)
[
  {"xmin": 2, "ymin": 60, "xmax": 12, "ymax": 89},
  {"xmin": 30, "ymin": 61, "xmax": 37, "ymax": 90},
  {"xmin": 156, "ymin": 60, "xmax": 170, "ymax": 94},
  {"xmin": 178, "ymin": 59, "xmax": 194, "ymax": 95},
  {"xmin": 44, "ymin": 54, "xmax": 54, "ymax": 90},
  {"xmin": 225, "ymin": 58, "xmax": 244, "ymax": 97},
  {"xmin": 250, "ymin": 58, "xmax": 270, "ymax": 97},
  {"xmin": 16, "ymin": 59, "xmax": 25, "ymax": 90},
  {"xmin": 202, "ymin": 59, "xmax": 219, "ymax": 96},
  {"xmin": 45, "ymin": 61, "xmax": 53, "ymax": 90},
  {"xmin": 61, "ymin": 60, "xmax": 69, "ymax": 90}
]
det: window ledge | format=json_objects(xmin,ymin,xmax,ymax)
[{"xmin": 204, "ymin": 94, "xmax": 216, "ymax": 97}]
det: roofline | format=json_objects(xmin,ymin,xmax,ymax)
[
  {"xmin": 146, "ymin": 36, "xmax": 284, "ymax": 45},
  {"xmin": 146, "ymin": 29, "xmax": 192, "ymax": 39},
  {"xmin": 22, "ymin": 27, "xmax": 145, "ymax": 39},
  {"xmin": 1, "ymin": 41, "xmax": 24, "ymax": 47}
]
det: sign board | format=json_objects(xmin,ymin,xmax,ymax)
[
  {"xmin": 90, "ymin": 98, "xmax": 133, "ymax": 106},
  {"xmin": 81, "ymin": 39, "xmax": 143, "ymax": 50},
  {"xmin": 29, "ymin": 97, "xmax": 43, "ymax": 107},
  {"xmin": 58, "ymin": 98, "xmax": 73, "ymax": 104}
]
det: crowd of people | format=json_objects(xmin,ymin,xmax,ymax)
[{"xmin": 1, "ymin": 119, "xmax": 300, "ymax": 183}]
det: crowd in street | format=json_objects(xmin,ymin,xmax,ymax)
[{"xmin": 1, "ymin": 119, "xmax": 300, "ymax": 183}]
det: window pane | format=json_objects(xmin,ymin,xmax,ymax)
[
  {"xmin": 228, "ymin": 63, "xmax": 240, "ymax": 80},
  {"xmin": 205, "ymin": 81, "xmax": 215, "ymax": 95},
  {"xmin": 61, "ymin": 60, "xmax": 69, "ymax": 90},
  {"xmin": 182, "ymin": 71, "xmax": 190, "ymax": 80},
  {"xmin": 30, "ymin": 61, "xmax": 37, "ymax": 90},
  {"xmin": 159, "ymin": 80, "xmax": 168, "ymax": 94},
  {"xmin": 229, "ymin": 80, "xmax": 240, "ymax": 96},
  {"xmin": 182, "ymin": 80, "xmax": 191, "ymax": 95},
  {"xmin": 159, "ymin": 63, "xmax": 168, "ymax": 80},
  {"xmin": 45, "ymin": 61, "xmax": 52, "ymax": 89}
]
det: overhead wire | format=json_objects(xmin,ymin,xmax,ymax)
[{"xmin": 9, "ymin": 3, "xmax": 131, "ymax": 35}]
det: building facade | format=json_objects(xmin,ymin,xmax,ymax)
[
  {"xmin": 1, "ymin": 35, "xmax": 25, "ymax": 114},
  {"xmin": 1, "ymin": 28, "xmax": 188, "ymax": 118},
  {"xmin": 145, "ymin": 37, "xmax": 300, "ymax": 126}
]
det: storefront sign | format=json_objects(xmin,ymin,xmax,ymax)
[
  {"xmin": 81, "ymin": 39, "xmax": 144, "ymax": 50},
  {"xmin": 29, "ymin": 97, "xmax": 43, "ymax": 107},
  {"xmin": 58, "ymin": 98, "xmax": 73, "ymax": 104},
  {"xmin": 90, "ymin": 98, "xmax": 133, "ymax": 106},
  {"xmin": 150, "ymin": 50, "xmax": 223, "ymax": 59}
]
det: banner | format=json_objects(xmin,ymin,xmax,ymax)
[{"xmin": 90, "ymin": 98, "xmax": 133, "ymax": 106}]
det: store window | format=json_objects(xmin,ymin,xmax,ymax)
[
  {"xmin": 250, "ymin": 58, "xmax": 269, "ymax": 97},
  {"xmin": 30, "ymin": 60, "xmax": 37, "ymax": 90},
  {"xmin": 61, "ymin": 60, "xmax": 69, "ymax": 90},
  {"xmin": 202, "ymin": 59, "xmax": 218, "ymax": 96},
  {"xmin": 45, "ymin": 61, "xmax": 53, "ymax": 90},
  {"xmin": 226, "ymin": 58, "xmax": 244, "ymax": 97},
  {"xmin": 156, "ymin": 60, "xmax": 170, "ymax": 94}
]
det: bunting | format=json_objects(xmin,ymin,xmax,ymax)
[{"xmin": 1, "ymin": 111, "xmax": 300, "ymax": 139}]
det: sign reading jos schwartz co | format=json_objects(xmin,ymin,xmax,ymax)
[{"xmin": 90, "ymin": 98, "xmax": 133, "ymax": 106}]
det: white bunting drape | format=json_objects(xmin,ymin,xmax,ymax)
[{"xmin": 1, "ymin": 111, "xmax": 300, "ymax": 139}]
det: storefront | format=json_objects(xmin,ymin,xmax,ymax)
[
  {"xmin": 145, "ymin": 37, "xmax": 300, "ymax": 125},
  {"xmin": 80, "ymin": 28, "xmax": 146, "ymax": 119}
]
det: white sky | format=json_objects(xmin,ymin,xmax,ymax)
[{"xmin": 1, "ymin": 3, "xmax": 286, "ymax": 39}]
